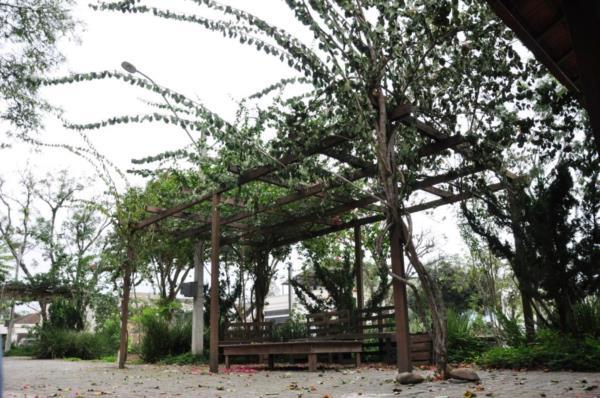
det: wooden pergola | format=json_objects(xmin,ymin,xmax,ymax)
[{"xmin": 134, "ymin": 104, "xmax": 513, "ymax": 373}]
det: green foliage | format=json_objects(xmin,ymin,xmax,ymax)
[
  {"xmin": 47, "ymin": 298, "xmax": 82, "ymax": 330},
  {"xmin": 137, "ymin": 307, "xmax": 192, "ymax": 363},
  {"xmin": 33, "ymin": 325, "xmax": 119, "ymax": 360},
  {"xmin": 446, "ymin": 310, "xmax": 492, "ymax": 363},
  {"xmin": 291, "ymin": 248, "xmax": 356, "ymax": 313},
  {"xmin": 272, "ymin": 311, "xmax": 307, "ymax": 342},
  {"xmin": 573, "ymin": 296, "xmax": 600, "ymax": 338},
  {"xmin": 478, "ymin": 330, "xmax": 600, "ymax": 371},
  {"xmin": 496, "ymin": 312, "xmax": 526, "ymax": 347},
  {"xmin": 158, "ymin": 353, "xmax": 207, "ymax": 365},
  {"xmin": 430, "ymin": 258, "xmax": 482, "ymax": 314},
  {"xmin": 3, "ymin": 345, "xmax": 36, "ymax": 357},
  {"xmin": 0, "ymin": 241, "xmax": 11, "ymax": 282},
  {"xmin": 0, "ymin": 0, "xmax": 77, "ymax": 133}
]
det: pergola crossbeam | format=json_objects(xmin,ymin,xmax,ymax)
[{"xmin": 263, "ymin": 182, "xmax": 505, "ymax": 248}]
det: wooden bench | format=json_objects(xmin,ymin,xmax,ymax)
[{"xmin": 220, "ymin": 340, "xmax": 362, "ymax": 371}]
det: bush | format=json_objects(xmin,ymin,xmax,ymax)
[
  {"xmin": 478, "ymin": 329, "xmax": 600, "ymax": 371},
  {"xmin": 137, "ymin": 307, "xmax": 192, "ymax": 363},
  {"xmin": 574, "ymin": 296, "xmax": 600, "ymax": 338},
  {"xmin": 272, "ymin": 311, "xmax": 307, "ymax": 341},
  {"xmin": 447, "ymin": 310, "xmax": 492, "ymax": 363},
  {"xmin": 3, "ymin": 345, "xmax": 36, "ymax": 357},
  {"xmin": 496, "ymin": 312, "xmax": 526, "ymax": 347},
  {"xmin": 34, "ymin": 326, "xmax": 118, "ymax": 360}
]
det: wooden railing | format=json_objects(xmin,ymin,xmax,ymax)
[
  {"xmin": 222, "ymin": 307, "xmax": 433, "ymax": 366},
  {"xmin": 222, "ymin": 322, "xmax": 273, "ymax": 344}
]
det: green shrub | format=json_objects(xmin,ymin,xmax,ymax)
[
  {"xmin": 138, "ymin": 307, "xmax": 192, "ymax": 363},
  {"xmin": 34, "ymin": 326, "xmax": 118, "ymax": 360},
  {"xmin": 478, "ymin": 329, "xmax": 600, "ymax": 371},
  {"xmin": 272, "ymin": 312, "xmax": 307, "ymax": 341},
  {"xmin": 47, "ymin": 298, "xmax": 84, "ymax": 330},
  {"xmin": 496, "ymin": 312, "xmax": 526, "ymax": 347},
  {"xmin": 447, "ymin": 310, "xmax": 492, "ymax": 363},
  {"xmin": 574, "ymin": 296, "xmax": 600, "ymax": 337},
  {"xmin": 3, "ymin": 345, "xmax": 36, "ymax": 357}
]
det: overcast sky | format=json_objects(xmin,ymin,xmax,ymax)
[{"xmin": 2, "ymin": 0, "xmax": 470, "ymax": 295}]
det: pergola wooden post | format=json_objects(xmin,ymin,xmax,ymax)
[
  {"xmin": 209, "ymin": 193, "xmax": 221, "ymax": 373},
  {"xmin": 390, "ymin": 222, "xmax": 412, "ymax": 372},
  {"xmin": 354, "ymin": 225, "xmax": 364, "ymax": 312}
]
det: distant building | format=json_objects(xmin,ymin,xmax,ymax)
[{"xmin": 0, "ymin": 312, "xmax": 41, "ymax": 346}]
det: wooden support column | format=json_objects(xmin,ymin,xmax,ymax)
[
  {"xmin": 209, "ymin": 193, "xmax": 221, "ymax": 373},
  {"xmin": 354, "ymin": 225, "xmax": 364, "ymax": 313},
  {"xmin": 390, "ymin": 222, "xmax": 412, "ymax": 372}
]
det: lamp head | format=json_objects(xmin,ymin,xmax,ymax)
[{"xmin": 121, "ymin": 61, "xmax": 138, "ymax": 74}]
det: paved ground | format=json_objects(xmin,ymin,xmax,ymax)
[{"xmin": 3, "ymin": 357, "xmax": 600, "ymax": 397}]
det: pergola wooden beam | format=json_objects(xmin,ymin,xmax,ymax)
[
  {"xmin": 145, "ymin": 206, "xmax": 249, "ymax": 230},
  {"xmin": 175, "ymin": 163, "xmax": 485, "ymax": 241},
  {"xmin": 135, "ymin": 134, "xmax": 350, "ymax": 230},
  {"xmin": 262, "ymin": 182, "xmax": 505, "ymax": 248},
  {"xmin": 175, "ymin": 167, "xmax": 373, "ymax": 239}
]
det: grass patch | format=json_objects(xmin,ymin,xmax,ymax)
[
  {"xmin": 4, "ymin": 345, "xmax": 36, "ymax": 357},
  {"xmin": 478, "ymin": 330, "xmax": 600, "ymax": 371},
  {"xmin": 158, "ymin": 352, "xmax": 207, "ymax": 365},
  {"xmin": 99, "ymin": 355, "xmax": 116, "ymax": 363}
]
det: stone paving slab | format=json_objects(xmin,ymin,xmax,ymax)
[{"xmin": 4, "ymin": 357, "xmax": 600, "ymax": 398}]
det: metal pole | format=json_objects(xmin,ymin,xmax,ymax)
[
  {"xmin": 354, "ymin": 225, "xmax": 364, "ymax": 312},
  {"xmin": 191, "ymin": 241, "xmax": 205, "ymax": 355},
  {"xmin": 288, "ymin": 263, "xmax": 292, "ymax": 317}
]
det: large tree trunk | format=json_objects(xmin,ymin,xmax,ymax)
[
  {"xmin": 117, "ymin": 244, "xmax": 134, "ymax": 369},
  {"xmin": 556, "ymin": 294, "xmax": 576, "ymax": 334},
  {"xmin": 508, "ymin": 188, "xmax": 536, "ymax": 342}
]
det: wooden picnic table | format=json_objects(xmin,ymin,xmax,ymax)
[{"xmin": 219, "ymin": 340, "xmax": 362, "ymax": 371}]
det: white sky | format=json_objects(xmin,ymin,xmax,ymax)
[{"xmin": 1, "ymin": 0, "xmax": 469, "ymax": 296}]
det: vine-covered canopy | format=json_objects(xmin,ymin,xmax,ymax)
[{"xmin": 132, "ymin": 103, "xmax": 513, "ymax": 250}]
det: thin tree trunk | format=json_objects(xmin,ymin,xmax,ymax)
[
  {"xmin": 4, "ymin": 303, "xmax": 15, "ymax": 352},
  {"xmin": 4, "ymin": 253, "xmax": 22, "ymax": 352}
]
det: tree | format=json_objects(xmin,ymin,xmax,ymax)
[
  {"xmin": 247, "ymin": 245, "xmax": 290, "ymax": 323},
  {"xmin": 0, "ymin": 0, "xmax": 76, "ymax": 135},
  {"xmin": 462, "ymin": 161, "xmax": 599, "ymax": 335},
  {"xmin": 291, "ymin": 250, "xmax": 356, "ymax": 314}
]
